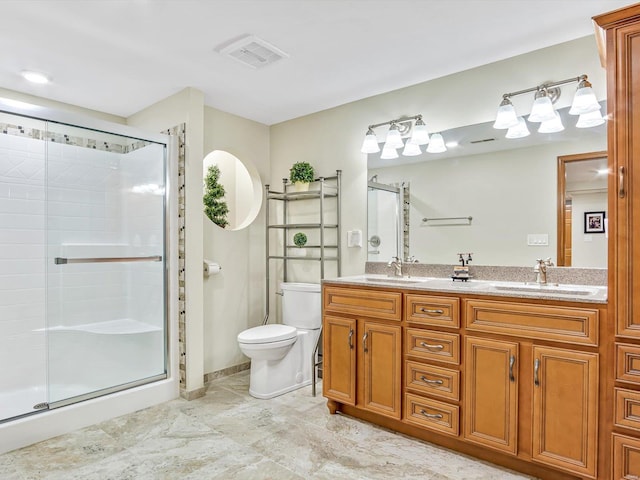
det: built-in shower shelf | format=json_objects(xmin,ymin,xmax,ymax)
[{"xmin": 39, "ymin": 319, "xmax": 161, "ymax": 335}]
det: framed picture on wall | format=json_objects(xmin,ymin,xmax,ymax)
[{"xmin": 584, "ymin": 211, "xmax": 606, "ymax": 234}]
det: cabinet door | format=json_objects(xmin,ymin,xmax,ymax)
[
  {"xmin": 594, "ymin": 6, "xmax": 640, "ymax": 339},
  {"xmin": 464, "ymin": 337, "xmax": 518, "ymax": 455},
  {"xmin": 362, "ymin": 321, "xmax": 401, "ymax": 419},
  {"xmin": 323, "ymin": 315, "xmax": 356, "ymax": 405},
  {"xmin": 532, "ymin": 346, "xmax": 598, "ymax": 478}
]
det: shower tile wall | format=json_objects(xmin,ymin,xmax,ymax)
[{"xmin": 0, "ymin": 132, "xmax": 47, "ymax": 417}]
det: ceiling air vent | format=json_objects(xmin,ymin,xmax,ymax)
[{"xmin": 217, "ymin": 35, "xmax": 289, "ymax": 69}]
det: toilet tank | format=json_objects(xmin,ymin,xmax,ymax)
[{"xmin": 281, "ymin": 282, "xmax": 321, "ymax": 329}]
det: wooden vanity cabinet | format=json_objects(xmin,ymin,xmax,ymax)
[
  {"xmin": 464, "ymin": 300, "xmax": 600, "ymax": 478},
  {"xmin": 464, "ymin": 336, "xmax": 519, "ymax": 455},
  {"xmin": 403, "ymin": 293, "xmax": 461, "ymax": 436},
  {"xmin": 323, "ymin": 283, "xmax": 605, "ymax": 479},
  {"xmin": 322, "ymin": 286, "xmax": 402, "ymax": 419},
  {"xmin": 594, "ymin": 5, "xmax": 640, "ymax": 479}
]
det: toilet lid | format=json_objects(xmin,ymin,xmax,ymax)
[{"xmin": 238, "ymin": 324, "xmax": 297, "ymax": 344}]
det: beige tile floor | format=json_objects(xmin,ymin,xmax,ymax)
[{"xmin": 0, "ymin": 372, "xmax": 537, "ymax": 479}]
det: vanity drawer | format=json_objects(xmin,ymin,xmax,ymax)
[
  {"xmin": 615, "ymin": 388, "xmax": 640, "ymax": 432},
  {"xmin": 617, "ymin": 343, "xmax": 640, "ymax": 384},
  {"xmin": 465, "ymin": 299, "xmax": 599, "ymax": 346},
  {"xmin": 405, "ymin": 360, "xmax": 459, "ymax": 401},
  {"xmin": 405, "ymin": 294, "xmax": 460, "ymax": 328},
  {"xmin": 323, "ymin": 286, "xmax": 402, "ymax": 321},
  {"xmin": 405, "ymin": 328, "xmax": 460, "ymax": 365},
  {"xmin": 613, "ymin": 433, "xmax": 640, "ymax": 480},
  {"xmin": 404, "ymin": 393, "xmax": 459, "ymax": 436}
]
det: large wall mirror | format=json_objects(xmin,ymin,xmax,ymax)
[
  {"xmin": 367, "ymin": 103, "xmax": 607, "ymax": 267},
  {"xmin": 202, "ymin": 150, "xmax": 262, "ymax": 231}
]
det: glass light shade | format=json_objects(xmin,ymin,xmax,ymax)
[
  {"xmin": 380, "ymin": 143, "xmax": 399, "ymax": 159},
  {"xmin": 528, "ymin": 91, "xmax": 556, "ymax": 123},
  {"xmin": 493, "ymin": 98, "xmax": 519, "ymax": 129},
  {"xmin": 402, "ymin": 141, "xmax": 421, "ymax": 156},
  {"xmin": 538, "ymin": 111, "xmax": 564, "ymax": 133},
  {"xmin": 576, "ymin": 109, "xmax": 605, "ymax": 128},
  {"xmin": 505, "ymin": 116, "xmax": 530, "ymax": 139},
  {"xmin": 360, "ymin": 131, "xmax": 380, "ymax": 153},
  {"xmin": 410, "ymin": 119, "xmax": 430, "ymax": 145},
  {"xmin": 384, "ymin": 126, "xmax": 404, "ymax": 149},
  {"xmin": 426, "ymin": 133, "xmax": 446, "ymax": 153},
  {"xmin": 569, "ymin": 82, "xmax": 600, "ymax": 115}
]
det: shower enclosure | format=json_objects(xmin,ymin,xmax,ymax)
[{"xmin": 0, "ymin": 107, "xmax": 168, "ymax": 424}]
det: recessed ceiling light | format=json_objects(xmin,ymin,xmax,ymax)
[{"xmin": 21, "ymin": 70, "xmax": 50, "ymax": 84}]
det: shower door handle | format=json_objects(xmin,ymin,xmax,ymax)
[{"xmin": 54, "ymin": 256, "xmax": 162, "ymax": 265}]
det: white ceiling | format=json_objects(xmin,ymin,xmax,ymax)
[{"xmin": 0, "ymin": 0, "xmax": 633, "ymax": 126}]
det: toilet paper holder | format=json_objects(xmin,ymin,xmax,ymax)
[{"xmin": 203, "ymin": 260, "xmax": 221, "ymax": 276}]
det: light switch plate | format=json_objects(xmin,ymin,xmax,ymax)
[
  {"xmin": 527, "ymin": 233, "xmax": 549, "ymax": 246},
  {"xmin": 347, "ymin": 229, "xmax": 362, "ymax": 248}
]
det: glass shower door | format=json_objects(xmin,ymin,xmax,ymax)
[
  {"xmin": 0, "ymin": 112, "xmax": 48, "ymax": 421},
  {"xmin": 46, "ymin": 121, "xmax": 167, "ymax": 407}
]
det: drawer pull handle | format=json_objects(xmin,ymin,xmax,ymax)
[
  {"xmin": 420, "ymin": 376, "xmax": 443, "ymax": 386},
  {"xmin": 509, "ymin": 355, "xmax": 516, "ymax": 383},
  {"xmin": 348, "ymin": 329, "xmax": 354, "ymax": 349},
  {"xmin": 363, "ymin": 332, "xmax": 368, "ymax": 353},
  {"xmin": 420, "ymin": 342, "xmax": 444, "ymax": 350},
  {"xmin": 420, "ymin": 308, "xmax": 444, "ymax": 315},
  {"xmin": 534, "ymin": 358, "xmax": 540, "ymax": 387},
  {"xmin": 620, "ymin": 165, "xmax": 626, "ymax": 198},
  {"xmin": 420, "ymin": 409, "xmax": 443, "ymax": 420}
]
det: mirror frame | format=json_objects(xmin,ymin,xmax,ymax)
[{"xmin": 556, "ymin": 150, "xmax": 608, "ymax": 266}]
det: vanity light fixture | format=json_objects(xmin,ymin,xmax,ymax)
[
  {"xmin": 493, "ymin": 74, "xmax": 601, "ymax": 138},
  {"xmin": 426, "ymin": 133, "xmax": 447, "ymax": 153},
  {"xmin": 361, "ymin": 114, "xmax": 441, "ymax": 157},
  {"xmin": 576, "ymin": 109, "xmax": 606, "ymax": 128},
  {"xmin": 505, "ymin": 116, "xmax": 530, "ymax": 139},
  {"xmin": 360, "ymin": 127, "xmax": 380, "ymax": 154},
  {"xmin": 380, "ymin": 143, "xmax": 399, "ymax": 159},
  {"xmin": 538, "ymin": 110, "xmax": 564, "ymax": 133}
]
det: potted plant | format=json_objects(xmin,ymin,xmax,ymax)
[
  {"xmin": 289, "ymin": 161, "xmax": 315, "ymax": 191},
  {"xmin": 292, "ymin": 232, "xmax": 308, "ymax": 256},
  {"xmin": 203, "ymin": 165, "xmax": 229, "ymax": 228}
]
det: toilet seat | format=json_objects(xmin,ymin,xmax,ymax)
[{"xmin": 237, "ymin": 324, "xmax": 297, "ymax": 344}]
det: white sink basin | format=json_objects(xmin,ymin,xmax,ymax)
[
  {"xmin": 490, "ymin": 282, "xmax": 599, "ymax": 296},
  {"xmin": 361, "ymin": 275, "xmax": 432, "ymax": 285},
  {"xmin": 352, "ymin": 274, "xmax": 431, "ymax": 285}
]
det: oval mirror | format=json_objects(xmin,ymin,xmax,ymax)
[{"xmin": 202, "ymin": 150, "xmax": 262, "ymax": 230}]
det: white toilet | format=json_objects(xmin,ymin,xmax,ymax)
[{"xmin": 237, "ymin": 282, "xmax": 321, "ymax": 399}]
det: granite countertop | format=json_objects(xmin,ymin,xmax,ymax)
[{"xmin": 323, "ymin": 274, "xmax": 608, "ymax": 304}]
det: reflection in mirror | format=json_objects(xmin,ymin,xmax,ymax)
[
  {"xmin": 367, "ymin": 103, "xmax": 607, "ymax": 267},
  {"xmin": 557, "ymin": 151, "xmax": 608, "ymax": 267},
  {"xmin": 367, "ymin": 179, "xmax": 404, "ymax": 262},
  {"xmin": 202, "ymin": 150, "xmax": 262, "ymax": 231}
]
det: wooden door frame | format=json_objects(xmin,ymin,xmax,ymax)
[{"xmin": 556, "ymin": 151, "xmax": 608, "ymax": 266}]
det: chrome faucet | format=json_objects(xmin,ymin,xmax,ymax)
[
  {"xmin": 388, "ymin": 256, "xmax": 403, "ymax": 277},
  {"xmin": 534, "ymin": 258, "xmax": 554, "ymax": 284}
]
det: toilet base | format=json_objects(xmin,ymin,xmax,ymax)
[
  {"xmin": 246, "ymin": 328, "xmax": 320, "ymax": 399},
  {"xmin": 249, "ymin": 378, "xmax": 313, "ymax": 399}
]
